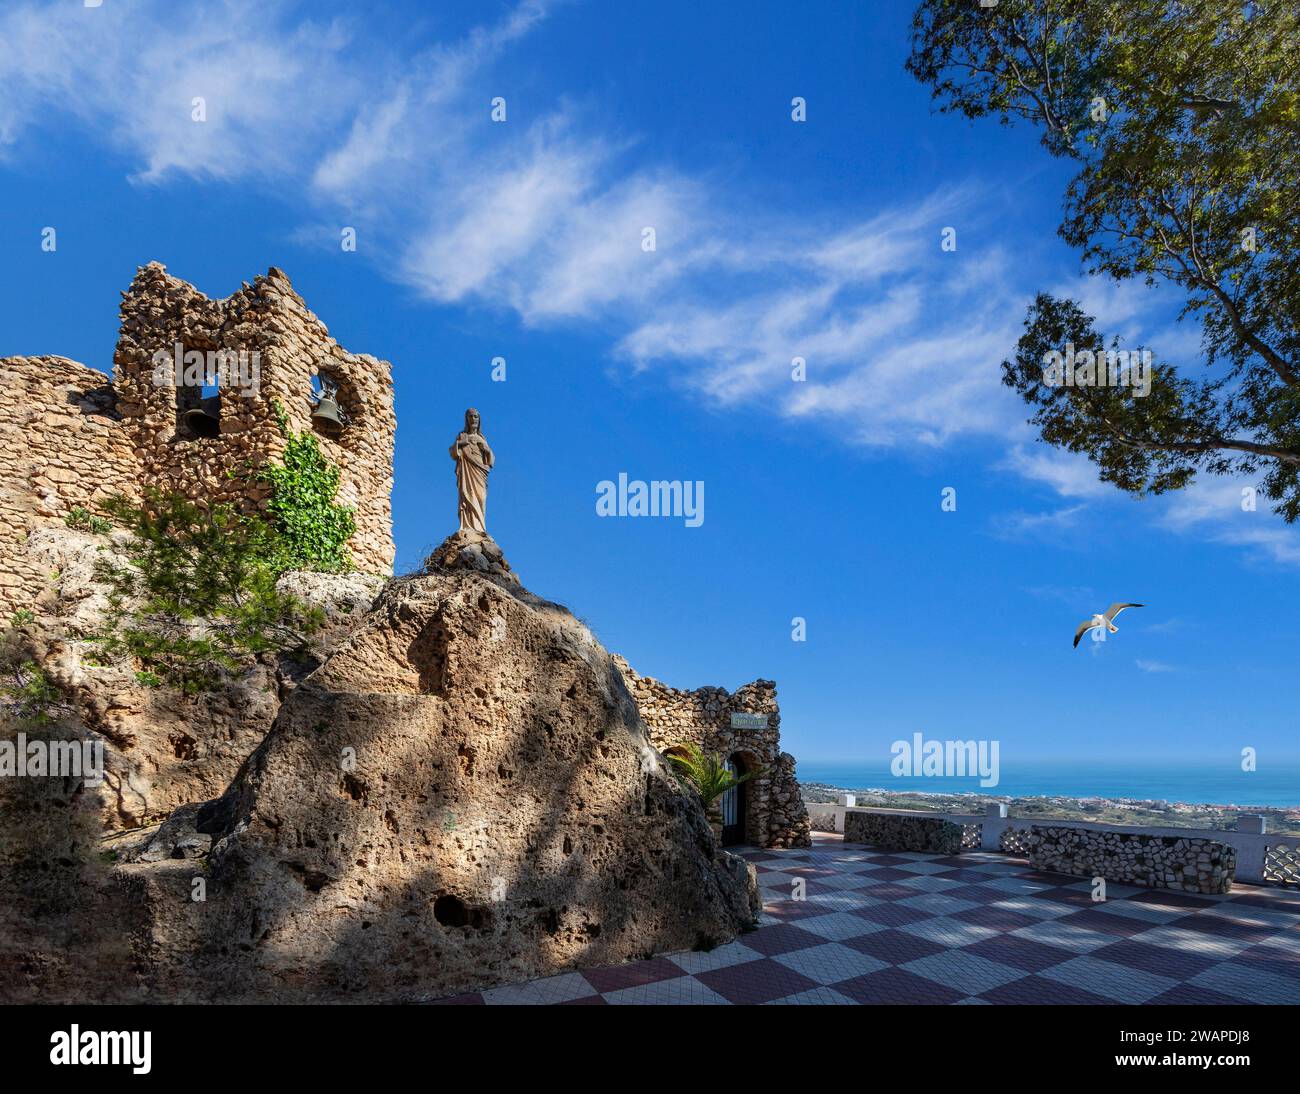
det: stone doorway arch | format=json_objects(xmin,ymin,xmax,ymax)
[{"xmin": 721, "ymin": 751, "xmax": 758, "ymax": 847}]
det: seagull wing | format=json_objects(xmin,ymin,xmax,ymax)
[
  {"xmin": 1073, "ymin": 619, "xmax": 1097, "ymax": 648},
  {"xmin": 1104, "ymin": 602, "xmax": 1144, "ymax": 623}
]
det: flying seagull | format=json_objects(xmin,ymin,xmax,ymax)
[{"xmin": 1074, "ymin": 603, "xmax": 1144, "ymax": 648}]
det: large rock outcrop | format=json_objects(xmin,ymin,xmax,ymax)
[
  {"xmin": 0, "ymin": 525, "xmax": 387, "ymax": 1004},
  {"xmin": 120, "ymin": 537, "xmax": 758, "ymax": 1002}
]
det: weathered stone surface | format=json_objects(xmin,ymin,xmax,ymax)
[
  {"xmin": 845, "ymin": 811, "xmax": 964, "ymax": 855},
  {"xmin": 421, "ymin": 529, "xmax": 520, "ymax": 587},
  {"xmin": 1027, "ymin": 825, "xmax": 1236, "ymax": 894},
  {"xmin": 130, "ymin": 803, "xmax": 213, "ymax": 863},
  {"xmin": 122, "ymin": 563, "xmax": 758, "ymax": 1002}
]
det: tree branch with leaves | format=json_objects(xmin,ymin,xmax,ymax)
[{"xmin": 908, "ymin": 0, "xmax": 1300, "ymax": 518}]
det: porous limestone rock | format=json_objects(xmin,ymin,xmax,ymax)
[
  {"xmin": 1027, "ymin": 826, "xmax": 1237, "ymax": 894},
  {"xmin": 844, "ymin": 811, "xmax": 965, "ymax": 855},
  {"xmin": 126, "ymin": 557, "xmax": 758, "ymax": 1002}
]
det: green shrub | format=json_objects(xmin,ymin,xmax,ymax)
[
  {"xmin": 92, "ymin": 491, "xmax": 323, "ymax": 693},
  {"xmin": 64, "ymin": 507, "xmax": 112, "ymax": 535},
  {"xmin": 0, "ymin": 660, "xmax": 63, "ymax": 725},
  {"xmin": 666, "ymin": 742, "xmax": 762, "ymax": 807}
]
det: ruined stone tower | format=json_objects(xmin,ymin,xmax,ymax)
[{"xmin": 0, "ymin": 263, "xmax": 395, "ymax": 614}]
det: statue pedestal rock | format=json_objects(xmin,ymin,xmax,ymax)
[
  {"xmin": 120, "ymin": 473, "xmax": 757, "ymax": 1002},
  {"xmin": 426, "ymin": 528, "xmax": 519, "ymax": 586}
]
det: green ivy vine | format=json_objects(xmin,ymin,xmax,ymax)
[{"xmin": 257, "ymin": 401, "xmax": 356, "ymax": 574}]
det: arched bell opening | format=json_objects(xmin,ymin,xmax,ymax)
[
  {"xmin": 310, "ymin": 369, "xmax": 352, "ymax": 439},
  {"xmin": 176, "ymin": 347, "xmax": 222, "ymax": 439}
]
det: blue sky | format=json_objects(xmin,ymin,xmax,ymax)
[{"xmin": 0, "ymin": 0, "xmax": 1296, "ymax": 784}]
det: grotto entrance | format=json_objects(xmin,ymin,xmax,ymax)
[{"xmin": 720, "ymin": 753, "xmax": 748, "ymax": 846}]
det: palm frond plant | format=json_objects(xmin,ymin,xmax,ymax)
[{"xmin": 665, "ymin": 741, "xmax": 759, "ymax": 807}]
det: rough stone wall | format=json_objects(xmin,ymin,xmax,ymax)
[
  {"xmin": 0, "ymin": 262, "xmax": 395, "ymax": 616},
  {"xmin": 0, "ymin": 356, "xmax": 139, "ymax": 616},
  {"xmin": 613, "ymin": 656, "xmax": 810, "ymax": 848},
  {"xmin": 1028, "ymin": 826, "xmax": 1237, "ymax": 894},
  {"xmin": 844, "ymin": 812, "xmax": 964, "ymax": 855},
  {"xmin": 113, "ymin": 263, "xmax": 395, "ymax": 575}
]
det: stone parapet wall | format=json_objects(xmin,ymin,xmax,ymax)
[
  {"xmin": 613, "ymin": 655, "xmax": 810, "ymax": 848},
  {"xmin": 0, "ymin": 263, "xmax": 395, "ymax": 616},
  {"xmin": 805, "ymin": 802, "xmax": 839, "ymax": 833},
  {"xmin": 844, "ymin": 811, "xmax": 964, "ymax": 855},
  {"xmin": 1028, "ymin": 825, "xmax": 1237, "ymax": 894}
]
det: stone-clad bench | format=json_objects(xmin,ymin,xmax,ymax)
[
  {"xmin": 1027, "ymin": 825, "xmax": 1237, "ymax": 894},
  {"xmin": 844, "ymin": 812, "xmax": 964, "ymax": 855}
]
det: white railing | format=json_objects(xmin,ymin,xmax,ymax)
[{"xmin": 803, "ymin": 798, "xmax": 1294, "ymax": 886}]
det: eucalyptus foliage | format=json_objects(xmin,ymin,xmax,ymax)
[{"xmin": 908, "ymin": 1, "xmax": 1300, "ymax": 516}]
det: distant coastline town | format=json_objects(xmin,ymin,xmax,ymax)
[{"xmin": 801, "ymin": 784, "xmax": 1300, "ymax": 838}]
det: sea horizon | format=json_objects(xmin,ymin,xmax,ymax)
[{"xmin": 798, "ymin": 757, "xmax": 1300, "ymax": 809}]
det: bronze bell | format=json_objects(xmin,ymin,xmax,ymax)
[
  {"xmin": 184, "ymin": 395, "xmax": 221, "ymax": 438},
  {"xmin": 311, "ymin": 393, "xmax": 344, "ymax": 431}
]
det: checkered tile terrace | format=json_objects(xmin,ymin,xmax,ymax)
[{"xmin": 431, "ymin": 831, "xmax": 1300, "ymax": 1005}]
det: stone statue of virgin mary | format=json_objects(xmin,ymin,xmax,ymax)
[{"xmin": 450, "ymin": 408, "xmax": 494, "ymax": 535}]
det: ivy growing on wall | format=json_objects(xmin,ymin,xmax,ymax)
[{"xmin": 257, "ymin": 401, "xmax": 356, "ymax": 574}]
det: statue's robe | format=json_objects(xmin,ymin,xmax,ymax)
[{"xmin": 451, "ymin": 433, "xmax": 491, "ymax": 533}]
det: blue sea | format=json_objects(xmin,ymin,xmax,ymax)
[{"xmin": 798, "ymin": 759, "xmax": 1300, "ymax": 809}]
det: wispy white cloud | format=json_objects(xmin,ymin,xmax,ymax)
[
  {"xmin": 1144, "ymin": 616, "xmax": 1193, "ymax": 634},
  {"xmin": 1160, "ymin": 478, "xmax": 1300, "ymax": 567},
  {"xmin": 1052, "ymin": 273, "xmax": 1205, "ymax": 368},
  {"xmin": 0, "ymin": 0, "xmax": 361, "ymax": 183},
  {"xmin": 0, "ymin": 0, "xmax": 1029, "ymax": 455},
  {"xmin": 989, "ymin": 504, "xmax": 1087, "ymax": 542},
  {"xmin": 999, "ymin": 445, "xmax": 1110, "ymax": 499},
  {"xmin": 2, "ymin": 0, "xmax": 1297, "ymax": 572},
  {"xmin": 1136, "ymin": 659, "xmax": 1177, "ymax": 673},
  {"xmin": 1022, "ymin": 583, "xmax": 1095, "ymax": 604}
]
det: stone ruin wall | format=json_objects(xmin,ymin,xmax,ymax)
[
  {"xmin": 0, "ymin": 263, "xmax": 395, "ymax": 616},
  {"xmin": 613, "ymin": 656, "xmax": 811, "ymax": 848},
  {"xmin": 0, "ymin": 356, "xmax": 140, "ymax": 614}
]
